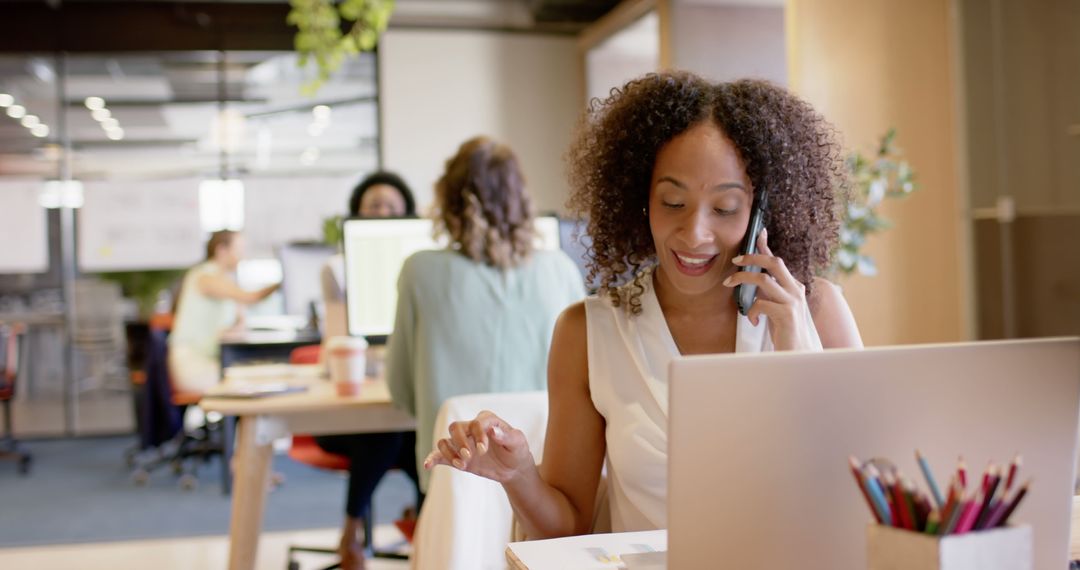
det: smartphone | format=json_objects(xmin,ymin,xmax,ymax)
[{"xmin": 733, "ymin": 189, "xmax": 769, "ymax": 316}]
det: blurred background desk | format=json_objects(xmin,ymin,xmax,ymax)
[
  {"xmin": 218, "ymin": 329, "xmax": 321, "ymax": 370},
  {"xmin": 200, "ymin": 364, "xmax": 414, "ymax": 570}
]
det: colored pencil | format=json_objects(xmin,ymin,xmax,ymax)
[
  {"xmin": 924, "ymin": 511, "xmax": 940, "ymax": 535},
  {"xmin": 957, "ymin": 456, "xmax": 967, "ymax": 489},
  {"xmin": 981, "ymin": 463, "xmax": 995, "ymax": 494},
  {"xmin": 886, "ymin": 473, "xmax": 913, "ymax": 530},
  {"xmin": 937, "ymin": 480, "xmax": 960, "ymax": 535},
  {"xmin": 995, "ymin": 480, "xmax": 1031, "ymax": 527},
  {"xmin": 864, "ymin": 471, "xmax": 894, "ymax": 526},
  {"xmin": 941, "ymin": 487, "xmax": 968, "ymax": 535},
  {"xmin": 916, "ymin": 450, "xmax": 945, "ymax": 508},
  {"xmin": 954, "ymin": 492, "xmax": 984, "ymax": 534},
  {"xmin": 975, "ymin": 468, "xmax": 1001, "ymax": 529},
  {"xmin": 1005, "ymin": 455, "xmax": 1022, "ymax": 491},
  {"xmin": 850, "ymin": 457, "xmax": 883, "ymax": 523},
  {"xmin": 899, "ymin": 477, "xmax": 921, "ymax": 531}
]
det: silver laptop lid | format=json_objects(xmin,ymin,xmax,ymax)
[{"xmin": 668, "ymin": 338, "xmax": 1080, "ymax": 570}]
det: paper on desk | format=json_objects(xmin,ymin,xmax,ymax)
[
  {"xmin": 224, "ymin": 363, "xmax": 323, "ymax": 381},
  {"xmin": 506, "ymin": 530, "xmax": 667, "ymax": 570},
  {"xmin": 205, "ymin": 382, "xmax": 308, "ymax": 399}
]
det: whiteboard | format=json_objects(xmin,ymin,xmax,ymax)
[
  {"xmin": 0, "ymin": 180, "xmax": 49, "ymax": 273},
  {"xmin": 242, "ymin": 176, "xmax": 355, "ymax": 258},
  {"xmin": 79, "ymin": 179, "xmax": 204, "ymax": 271}
]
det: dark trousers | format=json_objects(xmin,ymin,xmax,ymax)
[{"xmin": 314, "ymin": 431, "xmax": 423, "ymax": 520}]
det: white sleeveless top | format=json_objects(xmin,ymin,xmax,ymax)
[{"xmin": 585, "ymin": 270, "xmax": 823, "ymax": 532}]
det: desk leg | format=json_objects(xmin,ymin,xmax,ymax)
[
  {"xmin": 227, "ymin": 416, "xmax": 272, "ymax": 570},
  {"xmin": 222, "ymin": 416, "xmax": 235, "ymax": 495}
]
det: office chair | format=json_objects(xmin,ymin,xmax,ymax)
[
  {"xmin": 0, "ymin": 323, "xmax": 32, "ymax": 475},
  {"xmin": 285, "ymin": 344, "xmax": 410, "ymax": 570},
  {"xmin": 130, "ymin": 324, "xmax": 224, "ymax": 490}
]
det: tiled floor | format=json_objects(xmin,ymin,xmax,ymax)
[{"xmin": 0, "ymin": 526, "xmax": 410, "ymax": 570}]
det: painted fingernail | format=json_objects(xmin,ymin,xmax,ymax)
[
  {"xmin": 723, "ymin": 276, "xmax": 734, "ymax": 287},
  {"xmin": 732, "ymin": 256, "xmax": 744, "ymax": 264},
  {"xmin": 452, "ymin": 459, "xmax": 465, "ymax": 470},
  {"xmin": 423, "ymin": 453, "xmax": 434, "ymax": 469},
  {"xmin": 460, "ymin": 448, "xmax": 472, "ymax": 460},
  {"xmin": 477, "ymin": 442, "xmax": 488, "ymax": 454}
]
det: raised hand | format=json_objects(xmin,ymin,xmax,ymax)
[{"xmin": 424, "ymin": 410, "xmax": 534, "ymax": 484}]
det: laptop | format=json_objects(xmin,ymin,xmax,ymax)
[{"xmin": 668, "ymin": 338, "xmax": 1080, "ymax": 570}]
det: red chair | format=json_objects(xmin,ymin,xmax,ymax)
[
  {"xmin": 0, "ymin": 323, "xmax": 31, "ymax": 474},
  {"xmin": 287, "ymin": 345, "xmax": 349, "ymax": 477},
  {"xmin": 286, "ymin": 344, "xmax": 412, "ymax": 569}
]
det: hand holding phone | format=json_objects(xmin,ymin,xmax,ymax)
[{"xmin": 733, "ymin": 190, "xmax": 769, "ymax": 316}]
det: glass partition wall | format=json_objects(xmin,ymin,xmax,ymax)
[{"xmin": 0, "ymin": 50, "xmax": 380, "ymax": 435}]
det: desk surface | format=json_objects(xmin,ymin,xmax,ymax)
[
  {"xmin": 200, "ymin": 364, "xmax": 395, "ymax": 416},
  {"xmin": 204, "ymin": 362, "xmax": 415, "ymax": 570},
  {"xmin": 219, "ymin": 329, "xmax": 320, "ymax": 347}
]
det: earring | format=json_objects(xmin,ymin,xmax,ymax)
[{"xmin": 642, "ymin": 207, "xmax": 647, "ymax": 217}]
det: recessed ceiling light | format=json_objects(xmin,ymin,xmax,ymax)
[
  {"xmin": 0, "ymin": 93, "xmax": 13, "ymax": 107},
  {"xmin": 91, "ymin": 108, "xmax": 111, "ymax": 121},
  {"xmin": 31, "ymin": 124, "xmax": 49, "ymax": 138},
  {"xmin": 21, "ymin": 114, "xmax": 40, "ymax": 128},
  {"xmin": 84, "ymin": 96, "xmax": 105, "ymax": 110},
  {"xmin": 106, "ymin": 127, "xmax": 124, "ymax": 141},
  {"xmin": 313, "ymin": 105, "xmax": 331, "ymax": 122},
  {"xmin": 7, "ymin": 104, "xmax": 26, "ymax": 119}
]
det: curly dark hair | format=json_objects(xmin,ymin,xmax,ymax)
[
  {"xmin": 434, "ymin": 136, "xmax": 535, "ymax": 270},
  {"xmin": 566, "ymin": 71, "xmax": 847, "ymax": 314},
  {"xmin": 349, "ymin": 171, "xmax": 417, "ymax": 217}
]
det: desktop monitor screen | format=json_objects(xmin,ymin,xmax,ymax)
[
  {"xmin": 277, "ymin": 242, "xmax": 336, "ymax": 317},
  {"xmin": 235, "ymin": 258, "xmax": 285, "ymax": 317},
  {"xmin": 342, "ymin": 215, "xmax": 562, "ymax": 341},
  {"xmin": 343, "ymin": 218, "xmax": 442, "ymax": 339}
]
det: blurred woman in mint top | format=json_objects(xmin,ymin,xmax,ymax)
[
  {"xmin": 168, "ymin": 231, "xmax": 278, "ymax": 393},
  {"xmin": 386, "ymin": 136, "xmax": 585, "ymax": 491}
]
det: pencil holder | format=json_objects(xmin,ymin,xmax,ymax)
[{"xmin": 867, "ymin": 524, "xmax": 1032, "ymax": 570}]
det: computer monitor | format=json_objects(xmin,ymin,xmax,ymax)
[
  {"xmin": 668, "ymin": 338, "xmax": 1080, "ymax": 570},
  {"xmin": 277, "ymin": 242, "xmax": 336, "ymax": 317},
  {"xmin": 235, "ymin": 258, "xmax": 285, "ymax": 318},
  {"xmin": 533, "ymin": 215, "xmax": 561, "ymax": 251},
  {"xmin": 342, "ymin": 218, "xmax": 442, "ymax": 340},
  {"xmin": 342, "ymin": 216, "xmax": 563, "ymax": 342},
  {"xmin": 556, "ymin": 217, "xmax": 595, "ymax": 289}
]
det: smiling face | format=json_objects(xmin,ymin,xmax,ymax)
[{"xmin": 648, "ymin": 121, "xmax": 754, "ymax": 299}]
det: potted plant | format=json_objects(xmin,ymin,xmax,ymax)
[{"xmin": 830, "ymin": 129, "xmax": 917, "ymax": 277}]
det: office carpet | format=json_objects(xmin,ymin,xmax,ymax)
[{"xmin": 0, "ymin": 436, "xmax": 416, "ymax": 548}]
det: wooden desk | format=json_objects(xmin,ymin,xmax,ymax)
[
  {"xmin": 216, "ymin": 330, "xmax": 321, "ymax": 494},
  {"xmin": 200, "ymin": 364, "xmax": 415, "ymax": 570},
  {"xmin": 219, "ymin": 329, "xmax": 321, "ymax": 369}
]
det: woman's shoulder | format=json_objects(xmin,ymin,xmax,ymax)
[{"xmin": 808, "ymin": 277, "xmax": 863, "ymax": 349}]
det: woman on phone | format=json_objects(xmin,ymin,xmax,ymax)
[{"xmin": 425, "ymin": 72, "xmax": 863, "ymax": 537}]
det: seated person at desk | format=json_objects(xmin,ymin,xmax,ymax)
[
  {"xmin": 385, "ymin": 135, "xmax": 586, "ymax": 495},
  {"xmin": 320, "ymin": 171, "xmax": 418, "ymax": 326},
  {"xmin": 313, "ymin": 171, "xmax": 421, "ymax": 570},
  {"xmin": 426, "ymin": 74, "xmax": 863, "ymax": 537},
  {"xmin": 168, "ymin": 230, "xmax": 278, "ymax": 393}
]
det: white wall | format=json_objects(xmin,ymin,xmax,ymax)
[
  {"xmin": 243, "ymin": 175, "xmax": 356, "ymax": 257},
  {"xmin": 670, "ymin": 2, "xmax": 787, "ymax": 85},
  {"xmin": 379, "ymin": 30, "xmax": 584, "ymax": 215},
  {"xmin": 585, "ymin": 11, "xmax": 660, "ymax": 104}
]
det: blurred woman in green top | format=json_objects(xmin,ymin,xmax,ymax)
[
  {"xmin": 386, "ymin": 136, "xmax": 585, "ymax": 491},
  {"xmin": 168, "ymin": 231, "xmax": 278, "ymax": 393}
]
